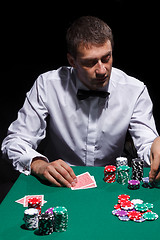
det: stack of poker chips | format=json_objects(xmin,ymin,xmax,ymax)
[
  {"xmin": 131, "ymin": 158, "xmax": 144, "ymax": 181},
  {"xmin": 53, "ymin": 206, "xmax": 68, "ymax": 232},
  {"xmin": 28, "ymin": 197, "xmax": 42, "ymax": 214},
  {"xmin": 104, "ymin": 165, "xmax": 116, "ymax": 183},
  {"xmin": 23, "ymin": 208, "xmax": 39, "ymax": 230},
  {"xmin": 128, "ymin": 179, "xmax": 140, "ymax": 190},
  {"xmin": 38, "ymin": 213, "xmax": 54, "ymax": 235},
  {"xmin": 116, "ymin": 157, "xmax": 128, "ymax": 167},
  {"xmin": 117, "ymin": 165, "xmax": 130, "ymax": 185}
]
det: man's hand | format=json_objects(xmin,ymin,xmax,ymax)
[
  {"xmin": 31, "ymin": 158, "xmax": 77, "ymax": 188},
  {"xmin": 149, "ymin": 137, "xmax": 160, "ymax": 182}
]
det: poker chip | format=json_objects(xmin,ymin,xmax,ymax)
[
  {"xmin": 104, "ymin": 165, "xmax": 116, "ymax": 183},
  {"xmin": 131, "ymin": 199, "xmax": 143, "ymax": 205},
  {"xmin": 145, "ymin": 203, "xmax": 154, "ymax": 209},
  {"xmin": 118, "ymin": 194, "xmax": 130, "ymax": 200},
  {"xmin": 114, "ymin": 204, "xmax": 121, "ymax": 209},
  {"xmin": 142, "ymin": 177, "xmax": 155, "ymax": 189},
  {"xmin": 23, "ymin": 208, "xmax": 39, "ymax": 230},
  {"xmin": 143, "ymin": 212, "xmax": 158, "ymax": 221},
  {"xmin": 120, "ymin": 201, "xmax": 134, "ymax": 211},
  {"xmin": 134, "ymin": 216, "xmax": 146, "ymax": 223},
  {"xmin": 38, "ymin": 213, "xmax": 54, "ymax": 235},
  {"xmin": 134, "ymin": 203, "xmax": 148, "ymax": 212},
  {"xmin": 112, "ymin": 210, "xmax": 119, "ymax": 215},
  {"xmin": 127, "ymin": 211, "xmax": 142, "ymax": 220},
  {"xmin": 128, "ymin": 180, "xmax": 140, "ymax": 190},
  {"xmin": 115, "ymin": 210, "xmax": 128, "ymax": 217},
  {"xmin": 53, "ymin": 206, "xmax": 68, "ymax": 232},
  {"xmin": 118, "ymin": 215, "xmax": 130, "ymax": 221}
]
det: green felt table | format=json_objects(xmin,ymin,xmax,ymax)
[{"xmin": 0, "ymin": 166, "xmax": 160, "ymax": 240}]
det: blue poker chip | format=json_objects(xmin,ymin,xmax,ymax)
[
  {"xmin": 134, "ymin": 216, "xmax": 146, "ymax": 223},
  {"xmin": 118, "ymin": 216, "xmax": 130, "ymax": 221},
  {"xmin": 142, "ymin": 177, "xmax": 149, "ymax": 183}
]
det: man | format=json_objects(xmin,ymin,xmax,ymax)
[{"xmin": 1, "ymin": 16, "xmax": 160, "ymax": 187}]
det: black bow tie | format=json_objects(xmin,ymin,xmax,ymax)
[{"xmin": 77, "ymin": 89, "xmax": 110, "ymax": 100}]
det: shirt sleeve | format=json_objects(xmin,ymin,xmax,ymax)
[
  {"xmin": 128, "ymin": 85, "xmax": 159, "ymax": 166},
  {"xmin": 1, "ymin": 75, "xmax": 49, "ymax": 175}
]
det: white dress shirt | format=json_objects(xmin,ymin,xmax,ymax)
[{"xmin": 1, "ymin": 66, "xmax": 158, "ymax": 175}]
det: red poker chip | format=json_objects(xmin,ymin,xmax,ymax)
[
  {"xmin": 114, "ymin": 204, "xmax": 121, "ymax": 209},
  {"xmin": 127, "ymin": 211, "xmax": 142, "ymax": 220},
  {"xmin": 104, "ymin": 165, "xmax": 116, "ymax": 173},
  {"xmin": 118, "ymin": 194, "xmax": 130, "ymax": 200}
]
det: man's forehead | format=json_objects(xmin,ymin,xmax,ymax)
[{"xmin": 76, "ymin": 40, "xmax": 112, "ymax": 59}]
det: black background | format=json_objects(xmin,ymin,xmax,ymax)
[{"xmin": 0, "ymin": 1, "xmax": 160, "ymax": 201}]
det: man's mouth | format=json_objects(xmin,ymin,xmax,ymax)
[{"xmin": 96, "ymin": 75, "xmax": 108, "ymax": 82}]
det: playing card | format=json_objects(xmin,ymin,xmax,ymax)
[{"xmin": 71, "ymin": 172, "xmax": 97, "ymax": 190}]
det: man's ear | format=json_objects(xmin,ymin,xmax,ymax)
[{"xmin": 67, "ymin": 53, "xmax": 76, "ymax": 68}]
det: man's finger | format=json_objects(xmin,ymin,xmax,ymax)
[
  {"xmin": 149, "ymin": 153, "xmax": 160, "ymax": 182},
  {"xmin": 60, "ymin": 160, "xmax": 77, "ymax": 182},
  {"xmin": 53, "ymin": 160, "xmax": 77, "ymax": 187}
]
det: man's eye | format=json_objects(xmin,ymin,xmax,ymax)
[
  {"xmin": 82, "ymin": 60, "xmax": 97, "ymax": 68},
  {"xmin": 102, "ymin": 55, "xmax": 111, "ymax": 63}
]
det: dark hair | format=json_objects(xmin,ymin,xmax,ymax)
[{"xmin": 66, "ymin": 16, "xmax": 114, "ymax": 58}]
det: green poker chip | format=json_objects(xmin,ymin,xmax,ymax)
[{"xmin": 143, "ymin": 212, "xmax": 158, "ymax": 221}]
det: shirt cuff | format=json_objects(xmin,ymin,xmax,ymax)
[{"xmin": 13, "ymin": 151, "xmax": 49, "ymax": 175}]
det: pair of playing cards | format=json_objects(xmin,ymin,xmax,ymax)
[{"xmin": 71, "ymin": 172, "xmax": 97, "ymax": 190}]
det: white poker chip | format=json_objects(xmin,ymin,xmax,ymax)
[{"xmin": 131, "ymin": 199, "xmax": 143, "ymax": 205}]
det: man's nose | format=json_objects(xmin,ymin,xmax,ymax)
[{"xmin": 95, "ymin": 60, "xmax": 106, "ymax": 76}]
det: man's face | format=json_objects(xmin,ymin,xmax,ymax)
[{"xmin": 68, "ymin": 40, "xmax": 113, "ymax": 90}]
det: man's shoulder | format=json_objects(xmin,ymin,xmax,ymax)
[
  {"xmin": 40, "ymin": 66, "xmax": 73, "ymax": 81},
  {"xmin": 111, "ymin": 67, "xmax": 144, "ymax": 89}
]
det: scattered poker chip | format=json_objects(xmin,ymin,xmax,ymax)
[
  {"xmin": 112, "ymin": 210, "xmax": 119, "ymax": 215},
  {"xmin": 134, "ymin": 216, "xmax": 146, "ymax": 223},
  {"xmin": 127, "ymin": 211, "xmax": 142, "ymax": 220},
  {"xmin": 118, "ymin": 194, "xmax": 130, "ymax": 200},
  {"xmin": 134, "ymin": 203, "xmax": 148, "ymax": 212},
  {"xmin": 120, "ymin": 201, "xmax": 134, "ymax": 211},
  {"xmin": 145, "ymin": 203, "xmax": 154, "ymax": 209},
  {"xmin": 143, "ymin": 212, "xmax": 158, "ymax": 221},
  {"xmin": 114, "ymin": 204, "xmax": 121, "ymax": 209},
  {"xmin": 115, "ymin": 210, "xmax": 128, "ymax": 217},
  {"xmin": 118, "ymin": 215, "xmax": 130, "ymax": 221},
  {"xmin": 131, "ymin": 199, "xmax": 143, "ymax": 205}
]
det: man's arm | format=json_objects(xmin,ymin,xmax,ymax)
[{"xmin": 149, "ymin": 136, "xmax": 160, "ymax": 182}]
